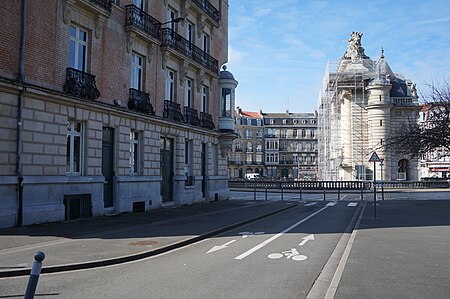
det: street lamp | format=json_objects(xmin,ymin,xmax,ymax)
[{"xmin": 160, "ymin": 17, "xmax": 185, "ymax": 26}]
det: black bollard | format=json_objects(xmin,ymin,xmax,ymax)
[{"xmin": 25, "ymin": 251, "xmax": 45, "ymax": 299}]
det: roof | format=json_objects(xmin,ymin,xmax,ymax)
[
  {"xmin": 240, "ymin": 111, "xmax": 262, "ymax": 119},
  {"xmin": 219, "ymin": 65, "xmax": 235, "ymax": 80}
]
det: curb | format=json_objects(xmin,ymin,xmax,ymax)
[{"xmin": 0, "ymin": 203, "xmax": 297, "ymax": 278}]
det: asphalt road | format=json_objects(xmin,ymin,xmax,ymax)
[{"xmin": 0, "ymin": 201, "xmax": 360, "ymax": 299}]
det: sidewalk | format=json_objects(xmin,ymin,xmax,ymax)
[
  {"xmin": 0, "ymin": 200, "xmax": 296, "ymax": 278},
  {"xmin": 334, "ymin": 200, "xmax": 450, "ymax": 299}
]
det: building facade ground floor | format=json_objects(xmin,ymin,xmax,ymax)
[{"xmin": 0, "ymin": 81, "xmax": 228, "ymax": 228}]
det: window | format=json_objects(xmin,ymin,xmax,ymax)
[
  {"xmin": 280, "ymin": 129, "xmax": 287, "ymax": 138},
  {"xmin": 311, "ymin": 142, "xmax": 315, "ymax": 151},
  {"xmin": 130, "ymin": 130, "xmax": 139, "ymax": 174},
  {"xmin": 380, "ymin": 120, "xmax": 383, "ymax": 126},
  {"xmin": 185, "ymin": 22, "xmax": 193, "ymax": 46},
  {"xmin": 311, "ymin": 154, "xmax": 316, "ymax": 164},
  {"xmin": 134, "ymin": 0, "xmax": 144, "ymax": 10},
  {"xmin": 302, "ymin": 154, "xmax": 307, "ymax": 164},
  {"xmin": 301, "ymin": 129, "xmax": 306, "ymax": 138},
  {"xmin": 167, "ymin": 8, "xmax": 177, "ymax": 31},
  {"xmin": 310, "ymin": 129, "xmax": 315, "ymax": 138},
  {"xmin": 293, "ymin": 141, "xmax": 298, "ymax": 151},
  {"xmin": 293, "ymin": 154, "xmax": 298, "ymax": 163},
  {"xmin": 267, "ymin": 128, "xmax": 276, "ymax": 137},
  {"xmin": 256, "ymin": 144, "xmax": 262, "ymax": 152},
  {"xmin": 246, "ymin": 142, "xmax": 253, "ymax": 152},
  {"xmin": 66, "ymin": 121, "xmax": 83, "ymax": 174},
  {"xmin": 256, "ymin": 129, "xmax": 262, "ymax": 139},
  {"xmin": 212, "ymin": 144, "xmax": 218, "ymax": 175},
  {"xmin": 302, "ymin": 141, "xmax": 307, "ymax": 151},
  {"xmin": 266, "ymin": 140, "xmax": 279, "ymax": 150},
  {"xmin": 131, "ymin": 53, "xmax": 143, "ymax": 90},
  {"xmin": 283, "ymin": 119, "xmax": 287, "ymax": 124},
  {"xmin": 166, "ymin": 69, "xmax": 175, "ymax": 101},
  {"xmin": 69, "ymin": 25, "xmax": 87, "ymax": 71},
  {"xmin": 222, "ymin": 88, "xmax": 231, "ymax": 116},
  {"xmin": 292, "ymin": 129, "xmax": 297, "ymax": 138},
  {"xmin": 302, "ymin": 119, "xmax": 308, "ymax": 124},
  {"xmin": 202, "ymin": 33, "xmax": 210, "ymax": 54},
  {"xmin": 185, "ymin": 78, "xmax": 193, "ymax": 107},
  {"xmin": 201, "ymin": 85, "xmax": 209, "ymax": 112},
  {"xmin": 246, "ymin": 130, "xmax": 253, "ymax": 139},
  {"xmin": 184, "ymin": 140, "xmax": 193, "ymax": 185},
  {"xmin": 266, "ymin": 153, "xmax": 279, "ymax": 163}
]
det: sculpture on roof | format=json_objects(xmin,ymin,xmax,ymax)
[{"xmin": 343, "ymin": 32, "xmax": 369, "ymax": 60}]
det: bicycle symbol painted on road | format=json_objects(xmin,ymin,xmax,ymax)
[{"xmin": 268, "ymin": 248, "xmax": 307, "ymax": 261}]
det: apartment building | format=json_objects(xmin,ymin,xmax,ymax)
[
  {"xmin": 0, "ymin": 0, "xmax": 235, "ymax": 228},
  {"xmin": 228, "ymin": 109, "xmax": 318, "ymax": 180}
]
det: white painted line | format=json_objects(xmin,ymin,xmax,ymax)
[
  {"xmin": 234, "ymin": 206, "xmax": 329, "ymax": 260},
  {"xmin": 304, "ymin": 202, "xmax": 317, "ymax": 207},
  {"xmin": 347, "ymin": 203, "xmax": 358, "ymax": 207},
  {"xmin": 326, "ymin": 202, "xmax": 337, "ymax": 207}
]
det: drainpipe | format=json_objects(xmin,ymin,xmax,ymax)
[{"xmin": 16, "ymin": 0, "xmax": 27, "ymax": 227}]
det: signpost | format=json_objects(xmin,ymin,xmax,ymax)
[{"xmin": 369, "ymin": 152, "xmax": 381, "ymax": 218}]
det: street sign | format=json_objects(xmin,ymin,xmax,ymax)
[{"xmin": 369, "ymin": 151, "xmax": 381, "ymax": 162}]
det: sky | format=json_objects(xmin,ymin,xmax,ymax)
[{"xmin": 227, "ymin": 0, "xmax": 450, "ymax": 113}]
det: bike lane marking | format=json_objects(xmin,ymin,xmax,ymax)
[{"xmin": 234, "ymin": 206, "xmax": 329, "ymax": 260}]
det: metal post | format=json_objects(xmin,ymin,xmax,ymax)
[
  {"xmin": 253, "ymin": 186, "xmax": 256, "ymax": 201},
  {"xmin": 337, "ymin": 187, "xmax": 340, "ymax": 201},
  {"xmin": 265, "ymin": 186, "xmax": 268, "ymax": 201},
  {"xmin": 299, "ymin": 187, "xmax": 302, "ymax": 202},
  {"xmin": 323, "ymin": 188, "xmax": 326, "ymax": 201},
  {"xmin": 382, "ymin": 183, "xmax": 385, "ymax": 201},
  {"xmin": 25, "ymin": 251, "xmax": 45, "ymax": 299},
  {"xmin": 373, "ymin": 161, "xmax": 377, "ymax": 218},
  {"xmin": 281, "ymin": 184, "xmax": 284, "ymax": 201},
  {"xmin": 360, "ymin": 186, "xmax": 363, "ymax": 201}
]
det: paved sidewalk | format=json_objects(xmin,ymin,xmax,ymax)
[
  {"xmin": 0, "ymin": 200, "xmax": 296, "ymax": 277},
  {"xmin": 335, "ymin": 200, "xmax": 450, "ymax": 299}
]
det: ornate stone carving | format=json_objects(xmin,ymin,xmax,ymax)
[
  {"xmin": 197, "ymin": 16, "xmax": 205, "ymax": 38},
  {"xmin": 179, "ymin": 62, "xmax": 188, "ymax": 86},
  {"xmin": 147, "ymin": 43, "xmax": 156, "ymax": 64},
  {"xmin": 62, "ymin": 0, "xmax": 73, "ymax": 24},
  {"xmin": 94, "ymin": 16, "xmax": 105, "ymax": 39},
  {"xmin": 343, "ymin": 32, "xmax": 369, "ymax": 60},
  {"xmin": 126, "ymin": 31, "xmax": 133, "ymax": 53},
  {"xmin": 196, "ymin": 70, "xmax": 205, "ymax": 92}
]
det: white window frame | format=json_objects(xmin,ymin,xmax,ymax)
[
  {"xmin": 166, "ymin": 69, "xmax": 175, "ymax": 101},
  {"xmin": 185, "ymin": 78, "xmax": 193, "ymax": 107},
  {"xmin": 131, "ymin": 53, "xmax": 143, "ymax": 91},
  {"xmin": 202, "ymin": 33, "xmax": 210, "ymax": 55},
  {"xmin": 69, "ymin": 25, "xmax": 87, "ymax": 71},
  {"xmin": 66, "ymin": 121, "xmax": 83, "ymax": 175},
  {"xmin": 130, "ymin": 130, "xmax": 140, "ymax": 175},
  {"xmin": 201, "ymin": 85, "xmax": 209, "ymax": 112}
]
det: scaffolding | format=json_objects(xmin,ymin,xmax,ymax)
[{"xmin": 318, "ymin": 58, "xmax": 377, "ymax": 181}]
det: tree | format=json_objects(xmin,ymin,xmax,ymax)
[{"xmin": 382, "ymin": 80, "xmax": 450, "ymax": 159}]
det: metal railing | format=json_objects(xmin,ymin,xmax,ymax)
[
  {"xmin": 88, "ymin": 0, "xmax": 112, "ymax": 11},
  {"xmin": 200, "ymin": 112, "xmax": 215, "ymax": 129},
  {"xmin": 64, "ymin": 68, "xmax": 100, "ymax": 100},
  {"xmin": 190, "ymin": 0, "xmax": 220, "ymax": 23},
  {"xmin": 161, "ymin": 28, "xmax": 218, "ymax": 73},
  {"xmin": 163, "ymin": 100, "xmax": 184, "ymax": 122},
  {"xmin": 125, "ymin": 5, "xmax": 161, "ymax": 40},
  {"xmin": 128, "ymin": 88, "xmax": 153, "ymax": 114},
  {"xmin": 184, "ymin": 106, "xmax": 201, "ymax": 126}
]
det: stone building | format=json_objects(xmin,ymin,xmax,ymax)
[
  {"xmin": 228, "ymin": 109, "xmax": 318, "ymax": 180},
  {"xmin": 318, "ymin": 32, "xmax": 420, "ymax": 181},
  {"xmin": 0, "ymin": 0, "xmax": 235, "ymax": 228}
]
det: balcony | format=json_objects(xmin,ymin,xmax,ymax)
[
  {"xmin": 200, "ymin": 112, "xmax": 215, "ymax": 130},
  {"xmin": 163, "ymin": 100, "xmax": 184, "ymax": 122},
  {"xmin": 64, "ymin": 67, "xmax": 100, "ymax": 100},
  {"xmin": 88, "ymin": 0, "xmax": 112, "ymax": 11},
  {"xmin": 125, "ymin": 5, "xmax": 161, "ymax": 41},
  {"xmin": 190, "ymin": 0, "xmax": 220, "ymax": 23},
  {"xmin": 128, "ymin": 88, "xmax": 154, "ymax": 115},
  {"xmin": 184, "ymin": 107, "xmax": 201, "ymax": 126},
  {"xmin": 161, "ymin": 28, "xmax": 218, "ymax": 73}
]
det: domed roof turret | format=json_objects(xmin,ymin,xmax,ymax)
[{"xmin": 219, "ymin": 65, "xmax": 235, "ymax": 80}]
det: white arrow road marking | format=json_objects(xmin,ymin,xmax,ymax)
[
  {"xmin": 234, "ymin": 206, "xmax": 329, "ymax": 260},
  {"xmin": 299, "ymin": 234, "xmax": 315, "ymax": 246},
  {"xmin": 347, "ymin": 202, "xmax": 358, "ymax": 207},
  {"xmin": 304, "ymin": 202, "xmax": 317, "ymax": 207},
  {"xmin": 207, "ymin": 240, "xmax": 237, "ymax": 254}
]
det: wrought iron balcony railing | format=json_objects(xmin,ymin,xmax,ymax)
[
  {"xmin": 125, "ymin": 5, "xmax": 161, "ymax": 40},
  {"xmin": 88, "ymin": 0, "xmax": 112, "ymax": 11},
  {"xmin": 200, "ymin": 112, "xmax": 215, "ymax": 130},
  {"xmin": 161, "ymin": 28, "xmax": 218, "ymax": 73},
  {"xmin": 64, "ymin": 67, "xmax": 100, "ymax": 100},
  {"xmin": 128, "ymin": 88, "xmax": 154, "ymax": 115},
  {"xmin": 190, "ymin": 0, "xmax": 220, "ymax": 23},
  {"xmin": 163, "ymin": 100, "xmax": 184, "ymax": 122},
  {"xmin": 184, "ymin": 107, "xmax": 201, "ymax": 126}
]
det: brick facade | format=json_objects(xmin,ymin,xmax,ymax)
[{"xmin": 0, "ymin": 0, "xmax": 231, "ymax": 228}]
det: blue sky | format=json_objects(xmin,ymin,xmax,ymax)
[{"xmin": 227, "ymin": 0, "xmax": 450, "ymax": 113}]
